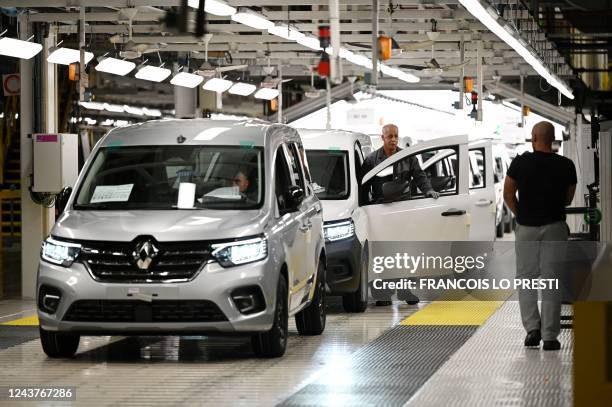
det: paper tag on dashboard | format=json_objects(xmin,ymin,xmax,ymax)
[{"xmin": 91, "ymin": 184, "xmax": 133, "ymax": 203}]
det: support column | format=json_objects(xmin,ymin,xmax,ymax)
[
  {"xmin": 18, "ymin": 15, "xmax": 42, "ymax": 299},
  {"xmin": 174, "ymin": 85, "xmax": 197, "ymax": 118},
  {"xmin": 198, "ymin": 87, "xmax": 220, "ymax": 117},
  {"xmin": 42, "ymin": 28, "xmax": 58, "ymax": 235},
  {"xmin": 371, "ymin": 0, "xmax": 379, "ymax": 87},
  {"xmin": 476, "ymin": 40, "xmax": 483, "ymax": 121}
]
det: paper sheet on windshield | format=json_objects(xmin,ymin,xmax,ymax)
[{"xmin": 91, "ymin": 184, "xmax": 134, "ymax": 203}]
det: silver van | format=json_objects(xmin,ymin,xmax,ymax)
[
  {"xmin": 300, "ymin": 129, "xmax": 372, "ymax": 312},
  {"xmin": 37, "ymin": 119, "xmax": 326, "ymax": 358}
]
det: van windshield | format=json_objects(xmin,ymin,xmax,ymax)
[
  {"xmin": 305, "ymin": 149, "xmax": 350, "ymax": 200},
  {"xmin": 74, "ymin": 145, "xmax": 264, "ymax": 210}
]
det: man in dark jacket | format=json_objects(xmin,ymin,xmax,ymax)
[
  {"xmin": 504, "ymin": 121, "xmax": 577, "ymax": 351},
  {"xmin": 362, "ymin": 124, "xmax": 438, "ymax": 202},
  {"xmin": 362, "ymin": 124, "xmax": 439, "ymax": 306}
]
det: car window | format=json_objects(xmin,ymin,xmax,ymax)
[
  {"xmin": 295, "ymin": 143, "xmax": 312, "ymax": 184},
  {"xmin": 305, "ymin": 149, "xmax": 350, "ymax": 200},
  {"xmin": 74, "ymin": 145, "xmax": 264, "ymax": 210},
  {"xmin": 469, "ymin": 148, "xmax": 485, "ymax": 189},
  {"xmin": 494, "ymin": 157, "xmax": 504, "ymax": 183},
  {"xmin": 275, "ymin": 146, "xmax": 293, "ymax": 212},
  {"xmin": 285, "ymin": 144, "xmax": 305, "ymax": 191},
  {"xmin": 363, "ymin": 146, "xmax": 459, "ymax": 204}
]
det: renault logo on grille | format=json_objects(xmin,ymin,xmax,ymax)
[{"xmin": 133, "ymin": 240, "xmax": 158, "ymax": 270}]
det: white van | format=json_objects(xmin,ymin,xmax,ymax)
[{"xmin": 300, "ymin": 129, "xmax": 373, "ymax": 312}]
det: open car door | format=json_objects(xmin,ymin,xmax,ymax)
[
  {"xmin": 467, "ymin": 140, "xmax": 497, "ymax": 241},
  {"xmin": 361, "ymin": 135, "xmax": 471, "ymax": 242}
]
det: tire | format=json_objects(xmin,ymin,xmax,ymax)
[
  {"xmin": 39, "ymin": 327, "xmax": 80, "ymax": 358},
  {"xmin": 496, "ymin": 221, "xmax": 504, "ymax": 238},
  {"xmin": 295, "ymin": 259, "xmax": 326, "ymax": 335},
  {"xmin": 342, "ymin": 246, "xmax": 368, "ymax": 313},
  {"xmin": 252, "ymin": 273, "xmax": 288, "ymax": 358}
]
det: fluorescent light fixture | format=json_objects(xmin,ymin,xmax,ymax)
[
  {"xmin": 297, "ymin": 35, "xmax": 321, "ymax": 51},
  {"xmin": 95, "ymin": 57, "xmax": 136, "ymax": 76},
  {"xmin": 380, "ymin": 64, "xmax": 420, "ymax": 83},
  {"xmin": 229, "ymin": 82, "xmax": 257, "ymax": 96},
  {"xmin": 338, "ymin": 48, "xmax": 353, "ymax": 59},
  {"xmin": 170, "ymin": 71, "xmax": 204, "ymax": 88},
  {"xmin": 188, "ymin": 0, "xmax": 236, "ymax": 16},
  {"xmin": 0, "ymin": 37, "xmax": 42, "ymax": 59},
  {"xmin": 47, "ymin": 47, "xmax": 94, "ymax": 65},
  {"xmin": 103, "ymin": 103, "xmax": 125, "ymax": 113},
  {"xmin": 231, "ymin": 8, "xmax": 274, "ymax": 30},
  {"xmin": 268, "ymin": 24, "xmax": 305, "ymax": 41},
  {"xmin": 142, "ymin": 107, "xmax": 162, "ymax": 117},
  {"xmin": 458, "ymin": 0, "xmax": 573, "ymax": 99},
  {"xmin": 397, "ymin": 72, "xmax": 420, "ymax": 83},
  {"xmin": 203, "ymin": 78, "xmax": 233, "ymax": 92},
  {"xmin": 114, "ymin": 120, "xmax": 129, "ymax": 127},
  {"xmin": 345, "ymin": 53, "xmax": 373, "ymax": 69},
  {"xmin": 123, "ymin": 105, "xmax": 144, "ymax": 116},
  {"xmin": 254, "ymin": 88, "xmax": 279, "ymax": 100},
  {"xmin": 135, "ymin": 65, "xmax": 171, "ymax": 82},
  {"xmin": 79, "ymin": 101, "xmax": 104, "ymax": 110}
]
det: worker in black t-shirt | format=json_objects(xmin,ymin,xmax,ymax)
[{"xmin": 503, "ymin": 121, "xmax": 577, "ymax": 351}]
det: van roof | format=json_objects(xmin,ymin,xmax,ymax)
[
  {"xmin": 298, "ymin": 128, "xmax": 371, "ymax": 151},
  {"xmin": 99, "ymin": 118, "xmax": 296, "ymax": 148}
]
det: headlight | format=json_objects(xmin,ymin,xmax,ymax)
[
  {"xmin": 324, "ymin": 219, "xmax": 355, "ymax": 242},
  {"xmin": 211, "ymin": 236, "xmax": 268, "ymax": 267},
  {"xmin": 41, "ymin": 237, "xmax": 81, "ymax": 267}
]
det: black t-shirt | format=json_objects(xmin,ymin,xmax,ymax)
[{"xmin": 506, "ymin": 151, "xmax": 577, "ymax": 226}]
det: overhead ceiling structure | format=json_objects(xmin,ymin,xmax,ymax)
[{"xmin": 1, "ymin": 0, "xmax": 590, "ymax": 113}]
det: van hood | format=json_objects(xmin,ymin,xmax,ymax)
[
  {"xmin": 52, "ymin": 209, "xmax": 269, "ymax": 242},
  {"xmin": 320, "ymin": 199, "xmax": 354, "ymax": 223}
]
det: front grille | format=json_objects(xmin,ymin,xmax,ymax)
[
  {"xmin": 63, "ymin": 300, "xmax": 227, "ymax": 322},
  {"xmin": 77, "ymin": 240, "xmax": 213, "ymax": 283}
]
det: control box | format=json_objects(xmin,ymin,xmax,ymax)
[{"xmin": 32, "ymin": 133, "xmax": 79, "ymax": 193}]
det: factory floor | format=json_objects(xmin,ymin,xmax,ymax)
[{"xmin": 0, "ymin": 294, "xmax": 573, "ymax": 406}]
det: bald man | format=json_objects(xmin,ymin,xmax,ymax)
[{"xmin": 504, "ymin": 121, "xmax": 577, "ymax": 351}]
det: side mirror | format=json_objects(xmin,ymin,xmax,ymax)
[
  {"xmin": 56, "ymin": 186, "xmax": 73, "ymax": 214},
  {"xmin": 285, "ymin": 185, "xmax": 305, "ymax": 210},
  {"xmin": 382, "ymin": 179, "xmax": 410, "ymax": 202}
]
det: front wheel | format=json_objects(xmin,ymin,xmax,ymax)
[
  {"xmin": 295, "ymin": 259, "xmax": 326, "ymax": 335},
  {"xmin": 342, "ymin": 246, "xmax": 368, "ymax": 313},
  {"xmin": 39, "ymin": 327, "xmax": 80, "ymax": 358},
  {"xmin": 252, "ymin": 273, "xmax": 288, "ymax": 358}
]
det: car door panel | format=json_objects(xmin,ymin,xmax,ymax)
[
  {"xmin": 468, "ymin": 141, "xmax": 497, "ymax": 241},
  {"xmin": 361, "ymin": 135, "xmax": 471, "ymax": 243}
]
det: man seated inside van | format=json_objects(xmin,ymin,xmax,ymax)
[
  {"xmin": 233, "ymin": 169, "xmax": 257, "ymax": 201},
  {"xmin": 201, "ymin": 167, "xmax": 257, "ymax": 203}
]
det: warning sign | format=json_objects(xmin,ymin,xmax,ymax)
[{"xmin": 3, "ymin": 73, "xmax": 20, "ymax": 96}]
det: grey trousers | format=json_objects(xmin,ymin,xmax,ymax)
[{"xmin": 515, "ymin": 221, "xmax": 568, "ymax": 341}]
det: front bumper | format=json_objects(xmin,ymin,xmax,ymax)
[
  {"xmin": 325, "ymin": 235, "xmax": 362, "ymax": 294},
  {"xmin": 37, "ymin": 258, "xmax": 277, "ymax": 335}
]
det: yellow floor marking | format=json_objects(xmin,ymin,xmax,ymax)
[
  {"xmin": 401, "ymin": 298, "xmax": 505, "ymax": 326},
  {"xmin": 0, "ymin": 315, "xmax": 39, "ymax": 326}
]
